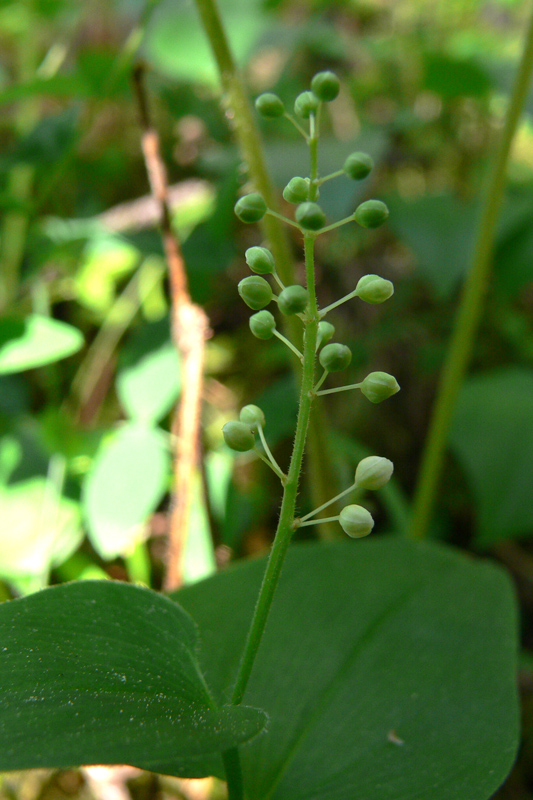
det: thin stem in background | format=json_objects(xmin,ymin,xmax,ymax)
[
  {"xmin": 192, "ymin": 0, "xmax": 339, "ymax": 542},
  {"xmin": 132, "ymin": 66, "xmax": 212, "ymax": 591},
  {"xmin": 410, "ymin": 5, "xmax": 533, "ymax": 540}
]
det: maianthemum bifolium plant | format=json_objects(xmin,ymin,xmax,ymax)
[{"xmin": 0, "ymin": 72, "xmax": 521, "ymax": 800}]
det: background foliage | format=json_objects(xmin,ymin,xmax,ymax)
[{"xmin": 1, "ymin": 0, "xmax": 533, "ymax": 797}]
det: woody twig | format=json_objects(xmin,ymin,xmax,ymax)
[{"xmin": 132, "ymin": 65, "xmax": 211, "ymax": 591}]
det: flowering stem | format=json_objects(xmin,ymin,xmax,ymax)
[
  {"xmin": 257, "ymin": 425, "xmax": 286, "ymax": 483},
  {"xmin": 299, "ymin": 482, "xmax": 356, "ymax": 522},
  {"xmin": 298, "ymin": 514, "xmax": 340, "ymax": 528},
  {"xmin": 319, "ymin": 288, "xmax": 359, "ymax": 317},
  {"xmin": 283, "ymin": 112, "xmax": 309, "ymax": 140},
  {"xmin": 273, "ymin": 329, "xmax": 304, "ymax": 361}
]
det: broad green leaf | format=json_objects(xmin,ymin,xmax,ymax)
[
  {"xmin": 116, "ymin": 341, "xmax": 181, "ymax": 424},
  {"xmin": 0, "ymin": 316, "xmax": 84, "ymax": 374},
  {"xmin": 0, "ymin": 581, "xmax": 267, "ymax": 772},
  {"xmin": 0, "ymin": 476, "xmax": 82, "ymax": 589},
  {"xmin": 424, "ymin": 52, "xmax": 492, "ymax": 99},
  {"xmin": 75, "ymin": 234, "xmax": 139, "ymax": 314},
  {"xmin": 82, "ymin": 424, "xmax": 170, "ymax": 559},
  {"xmin": 386, "ymin": 194, "xmax": 477, "ymax": 299},
  {"xmin": 450, "ymin": 368, "xmax": 533, "ymax": 545},
  {"xmin": 170, "ymin": 538, "xmax": 518, "ymax": 798}
]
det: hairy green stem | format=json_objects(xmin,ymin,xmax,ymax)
[{"xmin": 410, "ymin": 7, "xmax": 533, "ymax": 539}]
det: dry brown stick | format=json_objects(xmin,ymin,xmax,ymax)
[{"xmin": 132, "ymin": 66, "xmax": 211, "ymax": 591}]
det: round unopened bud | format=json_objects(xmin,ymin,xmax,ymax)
[
  {"xmin": 317, "ymin": 320, "xmax": 335, "ymax": 349},
  {"xmin": 355, "ymin": 456, "xmax": 394, "ymax": 490},
  {"xmin": 311, "ymin": 71, "xmax": 340, "ymax": 102},
  {"xmin": 354, "ymin": 199, "xmax": 389, "ymax": 229},
  {"xmin": 319, "ymin": 343, "xmax": 352, "ymax": 372},
  {"xmin": 339, "ymin": 505, "xmax": 374, "ymax": 538},
  {"xmin": 245, "ymin": 246, "xmax": 275, "ymax": 275},
  {"xmin": 294, "ymin": 91, "xmax": 320, "ymax": 119},
  {"xmin": 235, "ymin": 193, "xmax": 267, "ymax": 223},
  {"xmin": 250, "ymin": 310, "xmax": 276, "ymax": 339},
  {"xmin": 360, "ymin": 371, "xmax": 400, "ymax": 403},
  {"xmin": 283, "ymin": 177, "xmax": 309, "ymax": 204},
  {"xmin": 222, "ymin": 421, "xmax": 255, "ymax": 452},
  {"xmin": 278, "ymin": 285, "xmax": 309, "ymax": 315},
  {"xmin": 240, "ymin": 404, "xmax": 265, "ymax": 432},
  {"xmin": 255, "ymin": 93, "xmax": 284, "ymax": 118},
  {"xmin": 355, "ymin": 274, "xmax": 394, "ymax": 304},
  {"xmin": 238, "ymin": 276, "xmax": 273, "ymax": 310},
  {"xmin": 295, "ymin": 202, "xmax": 326, "ymax": 231},
  {"xmin": 344, "ymin": 152, "xmax": 374, "ymax": 180}
]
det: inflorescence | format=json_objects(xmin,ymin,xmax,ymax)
[{"xmin": 223, "ymin": 70, "xmax": 399, "ymax": 538}]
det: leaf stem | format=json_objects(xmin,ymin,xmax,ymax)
[{"xmin": 410, "ymin": 5, "xmax": 533, "ymax": 540}]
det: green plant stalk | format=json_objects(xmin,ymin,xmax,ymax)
[
  {"xmin": 193, "ymin": 0, "xmax": 339, "ymax": 540},
  {"xmin": 410, "ymin": 6, "xmax": 533, "ymax": 540},
  {"xmin": 223, "ymin": 234, "xmax": 319, "ymax": 799}
]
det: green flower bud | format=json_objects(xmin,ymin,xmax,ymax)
[
  {"xmin": 295, "ymin": 202, "xmax": 326, "ymax": 231},
  {"xmin": 235, "ymin": 193, "xmax": 267, "ymax": 223},
  {"xmin": 245, "ymin": 246, "xmax": 275, "ymax": 275},
  {"xmin": 311, "ymin": 71, "xmax": 340, "ymax": 102},
  {"xmin": 355, "ymin": 274, "xmax": 394, "ymax": 304},
  {"xmin": 294, "ymin": 91, "xmax": 320, "ymax": 119},
  {"xmin": 354, "ymin": 199, "xmax": 389, "ymax": 229},
  {"xmin": 283, "ymin": 177, "xmax": 309, "ymax": 204},
  {"xmin": 222, "ymin": 421, "xmax": 255, "ymax": 452},
  {"xmin": 360, "ymin": 371, "xmax": 400, "ymax": 403},
  {"xmin": 255, "ymin": 93, "xmax": 284, "ymax": 118},
  {"xmin": 249, "ymin": 310, "xmax": 276, "ymax": 339},
  {"xmin": 319, "ymin": 343, "xmax": 352, "ymax": 372},
  {"xmin": 317, "ymin": 320, "xmax": 335, "ymax": 349},
  {"xmin": 238, "ymin": 276, "xmax": 273, "ymax": 310},
  {"xmin": 240, "ymin": 404, "xmax": 266, "ymax": 432},
  {"xmin": 278, "ymin": 285, "xmax": 309, "ymax": 315},
  {"xmin": 343, "ymin": 152, "xmax": 374, "ymax": 180},
  {"xmin": 355, "ymin": 456, "xmax": 394, "ymax": 490},
  {"xmin": 339, "ymin": 505, "xmax": 374, "ymax": 538}
]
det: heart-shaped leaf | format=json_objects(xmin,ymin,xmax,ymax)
[
  {"xmin": 170, "ymin": 538, "xmax": 518, "ymax": 800},
  {"xmin": 0, "ymin": 316, "xmax": 83, "ymax": 374},
  {"xmin": 0, "ymin": 580, "xmax": 266, "ymax": 772}
]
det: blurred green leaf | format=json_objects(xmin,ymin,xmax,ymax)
[
  {"xmin": 424, "ymin": 52, "xmax": 492, "ymax": 99},
  {"xmin": 82, "ymin": 423, "xmax": 170, "ymax": 559},
  {"xmin": 0, "ymin": 581, "xmax": 267, "ymax": 771},
  {"xmin": 386, "ymin": 194, "xmax": 477, "ymax": 299},
  {"xmin": 171, "ymin": 538, "xmax": 519, "ymax": 794},
  {"xmin": 0, "ymin": 316, "xmax": 84, "ymax": 374},
  {"xmin": 450, "ymin": 368, "xmax": 533, "ymax": 546},
  {"xmin": 117, "ymin": 341, "xmax": 181, "ymax": 424}
]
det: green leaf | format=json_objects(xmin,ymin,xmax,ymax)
[
  {"xmin": 450, "ymin": 368, "xmax": 533, "ymax": 545},
  {"xmin": 172, "ymin": 538, "xmax": 518, "ymax": 798},
  {"xmin": 117, "ymin": 341, "xmax": 181, "ymax": 425},
  {"xmin": 0, "ymin": 316, "xmax": 84, "ymax": 374},
  {"xmin": 0, "ymin": 581, "xmax": 267, "ymax": 772},
  {"xmin": 82, "ymin": 424, "xmax": 170, "ymax": 559},
  {"xmin": 424, "ymin": 52, "xmax": 492, "ymax": 99},
  {"xmin": 386, "ymin": 194, "xmax": 477, "ymax": 299}
]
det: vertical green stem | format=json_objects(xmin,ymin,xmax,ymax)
[{"xmin": 410, "ymin": 6, "xmax": 533, "ymax": 539}]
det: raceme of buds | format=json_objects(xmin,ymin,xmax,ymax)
[
  {"xmin": 344, "ymin": 152, "xmax": 374, "ymax": 180},
  {"xmin": 355, "ymin": 274, "xmax": 394, "ymax": 304},
  {"xmin": 240, "ymin": 404, "xmax": 266, "ymax": 432},
  {"xmin": 294, "ymin": 91, "xmax": 320, "ymax": 119},
  {"xmin": 339, "ymin": 505, "xmax": 374, "ymax": 538},
  {"xmin": 222, "ymin": 421, "xmax": 255, "ymax": 452},
  {"xmin": 278, "ymin": 285, "xmax": 309, "ymax": 315},
  {"xmin": 283, "ymin": 177, "xmax": 309, "ymax": 204},
  {"xmin": 235, "ymin": 193, "xmax": 267, "ymax": 223},
  {"xmin": 360, "ymin": 371, "xmax": 400, "ymax": 403},
  {"xmin": 245, "ymin": 246, "xmax": 275, "ymax": 275},
  {"xmin": 255, "ymin": 93, "xmax": 284, "ymax": 118},
  {"xmin": 354, "ymin": 199, "xmax": 389, "ymax": 229},
  {"xmin": 317, "ymin": 320, "xmax": 335, "ymax": 349},
  {"xmin": 311, "ymin": 71, "xmax": 340, "ymax": 102},
  {"xmin": 319, "ymin": 343, "xmax": 352, "ymax": 372},
  {"xmin": 355, "ymin": 456, "xmax": 394, "ymax": 490},
  {"xmin": 238, "ymin": 276, "xmax": 273, "ymax": 310},
  {"xmin": 295, "ymin": 202, "xmax": 326, "ymax": 231},
  {"xmin": 249, "ymin": 310, "xmax": 276, "ymax": 339}
]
